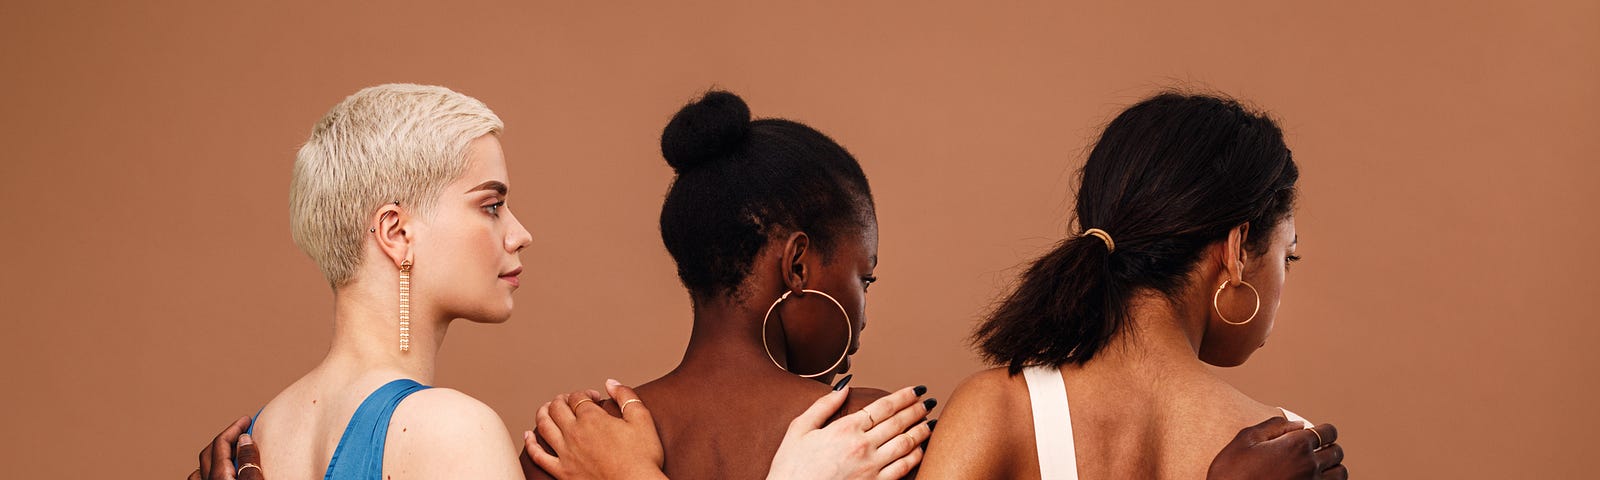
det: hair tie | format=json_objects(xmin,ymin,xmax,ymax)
[{"xmin": 1083, "ymin": 228, "xmax": 1115, "ymax": 253}]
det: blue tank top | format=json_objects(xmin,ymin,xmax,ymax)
[{"xmin": 248, "ymin": 379, "xmax": 432, "ymax": 480}]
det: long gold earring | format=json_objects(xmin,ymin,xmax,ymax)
[
  {"xmin": 1213, "ymin": 278, "xmax": 1260, "ymax": 325},
  {"xmin": 399, "ymin": 259, "xmax": 413, "ymax": 352},
  {"xmin": 761, "ymin": 289, "xmax": 853, "ymax": 378}
]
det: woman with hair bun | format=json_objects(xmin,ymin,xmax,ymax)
[
  {"xmin": 918, "ymin": 93, "xmax": 1347, "ymax": 479},
  {"xmin": 529, "ymin": 90, "xmax": 1345, "ymax": 480},
  {"xmin": 525, "ymin": 90, "xmax": 934, "ymax": 480}
]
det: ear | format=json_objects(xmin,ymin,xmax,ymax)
[
  {"xmin": 372, "ymin": 201, "xmax": 413, "ymax": 268},
  {"xmin": 779, "ymin": 231, "xmax": 811, "ymax": 294},
  {"xmin": 1222, "ymin": 222, "xmax": 1251, "ymax": 285}
]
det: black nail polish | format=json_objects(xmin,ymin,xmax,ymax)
[
  {"xmin": 923, "ymin": 398, "xmax": 938, "ymax": 410},
  {"xmin": 913, "ymin": 385, "xmax": 928, "ymax": 396},
  {"xmin": 832, "ymin": 374, "xmax": 854, "ymax": 391},
  {"xmin": 927, "ymin": 419, "xmax": 938, "ymax": 430}
]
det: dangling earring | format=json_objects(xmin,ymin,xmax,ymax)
[
  {"xmin": 1213, "ymin": 277, "xmax": 1261, "ymax": 325},
  {"xmin": 761, "ymin": 289, "xmax": 853, "ymax": 378},
  {"xmin": 399, "ymin": 259, "xmax": 413, "ymax": 352}
]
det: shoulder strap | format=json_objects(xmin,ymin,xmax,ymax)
[
  {"xmin": 324, "ymin": 379, "xmax": 431, "ymax": 480},
  {"xmin": 1022, "ymin": 366, "xmax": 1079, "ymax": 480}
]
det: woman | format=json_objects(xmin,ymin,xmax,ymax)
[
  {"xmin": 522, "ymin": 90, "xmax": 934, "ymax": 480},
  {"xmin": 918, "ymin": 92, "xmax": 1347, "ymax": 479},
  {"xmin": 190, "ymin": 84, "xmax": 928, "ymax": 480}
]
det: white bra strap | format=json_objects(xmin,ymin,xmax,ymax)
[{"xmin": 1023, "ymin": 366, "xmax": 1079, "ymax": 480}]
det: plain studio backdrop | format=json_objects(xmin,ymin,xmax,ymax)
[{"xmin": 2, "ymin": 1, "xmax": 1595, "ymax": 477}]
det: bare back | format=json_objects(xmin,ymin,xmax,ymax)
[
  {"xmin": 632, "ymin": 373, "xmax": 887, "ymax": 480},
  {"xmin": 923, "ymin": 367, "xmax": 1284, "ymax": 480},
  {"xmin": 250, "ymin": 367, "xmax": 521, "ymax": 479}
]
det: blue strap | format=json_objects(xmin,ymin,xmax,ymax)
[{"xmin": 324, "ymin": 379, "xmax": 431, "ymax": 480}]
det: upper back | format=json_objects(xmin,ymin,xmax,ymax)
[
  {"xmin": 632, "ymin": 374, "xmax": 887, "ymax": 480},
  {"xmin": 252, "ymin": 370, "xmax": 521, "ymax": 480},
  {"xmin": 924, "ymin": 366, "xmax": 1282, "ymax": 480}
]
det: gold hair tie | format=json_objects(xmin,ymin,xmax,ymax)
[{"xmin": 1083, "ymin": 228, "xmax": 1115, "ymax": 253}]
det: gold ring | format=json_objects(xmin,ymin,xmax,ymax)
[
  {"xmin": 620, "ymin": 398, "xmax": 642, "ymax": 414},
  {"xmin": 572, "ymin": 398, "xmax": 596, "ymax": 409},
  {"xmin": 1308, "ymin": 427, "xmax": 1324, "ymax": 448},
  {"xmin": 238, "ymin": 463, "xmax": 262, "ymax": 476},
  {"xmin": 865, "ymin": 410, "xmax": 877, "ymax": 425}
]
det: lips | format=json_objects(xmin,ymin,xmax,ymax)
[{"xmin": 500, "ymin": 266, "xmax": 522, "ymax": 287}]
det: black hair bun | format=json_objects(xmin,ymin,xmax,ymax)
[{"xmin": 661, "ymin": 90, "xmax": 752, "ymax": 174}]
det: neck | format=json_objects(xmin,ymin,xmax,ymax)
[
  {"xmin": 671, "ymin": 295, "xmax": 825, "ymax": 384},
  {"xmin": 1074, "ymin": 290, "xmax": 1215, "ymax": 389},
  {"xmin": 322, "ymin": 280, "xmax": 448, "ymax": 385}
]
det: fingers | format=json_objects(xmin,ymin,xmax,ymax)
[
  {"xmin": 1313, "ymin": 442, "xmax": 1344, "ymax": 472},
  {"xmin": 874, "ymin": 420, "xmax": 932, "ymax": 463},
  {"xmin": 1309, "ymin": 423, "xmax": 1338, "ymax": 450},
  {"xmin": 605, "ymin": 379, "xmax": 653, "ymax": 425},
  {"xmin": 189, "ymin": 469, "xmax": 202, "ymax": 480},
  {"xmin": 788, "ymin": 388, "xmax": 851, "ymax": 435},
  {"xmin": 565, "ymin": 390, "xmax": 605, "ymax": 418},
  {"xmin": 850, "ymin": 385, "xmax": 923, "ymax": 433},
  {"xmin": 876, "ymin": 440, "xmax": 924, "ymax": 480},
  {"xmin": 1239, "ymin": 415, "xmax": 1301, "ymax": 444},
  {"xmin": 234, "ymin": 434, "xmax": 264, "ymax": 480},
  {"xmin": 1320, "ymin": 464, "xmax": 1349, "ymax": 480},
  {"xmin": 535, "ymin": 401, "xmax": 568, "ymax": 454},
  {"xmin": 524, "ymin": 430, "xmax": 564, "ymax": 478},
  {"xmin": 864, "ymin": 394, "xmax": 934, "ymax": 446},
  {"xmin": 205, "ymin": 416, "xmax": 252, "ymax": 480},
  {"xmin": 551, "ymin": 393, "xmax": 579, "ymax": 427}
]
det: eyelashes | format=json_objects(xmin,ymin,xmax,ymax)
[
  {"xmin": 862, "ymin": 275, "xmax": 878, "ymax": 292},
  {"xmin": 484, "ymin": 201, "xmax": 505, "ymax": 217},
  {"xmin": 1286, "ymin": 254, "xmax": 1302, "ymax": 270}
]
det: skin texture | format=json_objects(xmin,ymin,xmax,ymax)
[
  {"xmin": 237, "ymin": 135, "xmax": 532, "ymax": 480},
  {"xmin": 920, "ymin": 218, "xmax": 1345, "ymax": 479},
  {"xmin": 526, "ymin": 214, "xmax": 905, "ymax": 480}
]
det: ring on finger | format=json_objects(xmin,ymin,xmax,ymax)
[
  {"xmin": 620, "ymin": 398, "xmax": 642, "ymax": 414},
  {"xmin": 1308, "ymin": 427, "xmax": 1325, "ymax": 449},
  {"xmin": 572, "ymin": 398, "xmax": 596, "ymax": 409},
  {"xmin": 239, "ymin": 463, "xmax": 262, "ymax": 475}
]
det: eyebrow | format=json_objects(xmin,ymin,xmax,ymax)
[{"xmin": 466, "ymin": 181, "xmax": 507, "ymax": 195}]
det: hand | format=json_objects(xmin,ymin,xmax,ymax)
[
  {"xmin": 524, "ymin": 379, "xmax": 667, "ymax": 480},
  {"xmin": 189, "ymin": 416, "xmax": 266, "ymax": 480},
  {"xmin": 766, "ymin": 385, "xmax": 934, "ymax": 480},
  {"xmin": 1207, "ymin": 416, "xmax": 1346, "ymax": 480}
]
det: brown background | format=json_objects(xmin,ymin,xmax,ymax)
[{"xmin": 2, "ymin": 1, "xmax": 1595, "ymax": 478}]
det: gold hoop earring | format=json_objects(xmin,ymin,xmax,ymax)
[
  {"xmin": 1213, "ymin": 278, "xmax": 1260, "ymax": 326},
  {"xmin": 761, "ymin": 289, "xmax": 853, "ymax": 378},
  {"xmin": 399, "ymin": 259, "xmax": 412, "ymax": 352}
]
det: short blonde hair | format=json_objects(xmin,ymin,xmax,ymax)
[{"xmin": 290, "ymin": 84, "xmax": 504, "ymax": 287}]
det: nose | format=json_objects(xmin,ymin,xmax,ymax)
[{"xmin": 505, "ymin": 208, "xmax": 533, "ymax": 253}]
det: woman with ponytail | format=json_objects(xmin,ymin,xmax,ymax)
[{"xmin": 920, "ymin": 92, "xmax": 1347, "ymax": 479}]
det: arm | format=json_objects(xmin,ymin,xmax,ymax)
[{"xmin": 189, "ymin": 416, "xmax": 265, "ymax": 480}]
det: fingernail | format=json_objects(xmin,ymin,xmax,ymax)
[
  {"xmin": 606, "ymin": 378, "xmax": 621, "ymax": 388},
  {"xmin": 927, "ymin": 419, "xmax": 938, "ymax": 430},
  {"xmin": 913, "ymin": 385, "xmax": 927, "ymax": 396},
  {"xmin": 922, "ymin": 398, "xmax": 937, "ymax": 410},
  {"xmin": 832, "ymin": 374, "xmax": 854, "ymax": 391},
  {"xmin": 239, "ymin": 433, "xmax": 253, "ymax": 446},
  {"xmin": 523, "ymin": 431, "xmax": 533, "ymax": 441}
]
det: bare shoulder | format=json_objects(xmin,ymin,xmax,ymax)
[
  {"xmin": 917, "ymin": 368, "xmax": 1034, "ymax": 479},
  {"xmin": 385, "ymin": 387, "xmax": 522, "ymax": 479}
]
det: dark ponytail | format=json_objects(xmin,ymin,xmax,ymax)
[{"xmin": 975, "ymin": 92, "xmax": 1299, "ymax": 373}]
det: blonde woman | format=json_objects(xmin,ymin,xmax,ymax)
[{"xmin": 189, "ymin": 84, "xmax": 930, "ymax": 480}]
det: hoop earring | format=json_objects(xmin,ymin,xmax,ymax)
[
  {"xmin": 399, "ymin": 260, "xmax": 413, "ymax": 352},
  {"xmin": 761, "ymin": 289, "xmax": 853, "ymax": 378},
  {"xmin": 1213, "ymin": 278, "xmax": 1260, "ymax": 326}
]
